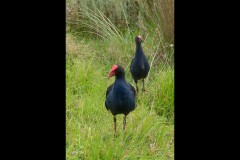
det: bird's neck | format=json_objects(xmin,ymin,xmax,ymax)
[
  {"xmin": 114, "ymin": 77, "xmax": 127, "ymax": 91},
  {"xmin": 115, "ymin": 75, "xmax": 125, "ymax": 81},
  {"xmin": 136, "ymin": 43, "xmax": 143, "ymax": 56}
]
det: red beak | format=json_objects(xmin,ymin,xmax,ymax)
[
  {"xmin": 108, "ymin": 71, "xmax": 114, "ymax": 79},
  {"xmin": 108, "ymin": 65, "xmax": 118, "ymax": 79}
]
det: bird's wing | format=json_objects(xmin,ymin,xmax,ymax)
[
  {"xmin": 130, "ymin": 57, "xmax": 135, "ymax": 71},
  {"xmin": 128, "ymin": 83, "xmax": 136, "ymax": 97},
  {"xmin": 106, "ymin": 83, "xmax": 114, "ymax": 97},
  {"xmin": 105, "ymin": 100, "xmax": 109, "ymax": 110},
  {"xmin": 105, "ymin": 83, "xmax": 114, "ymax": 110}
]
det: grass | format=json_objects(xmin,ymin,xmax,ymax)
[
  {"xmin": 66, "ymin": 0, "xmax": 174, "ymax": 159},
  {"xmin": 66, "ymin": 33, "xmax": 174, "ymax": 159},
  {"xmin": 66, "ymin": 0, "xmax": 174, "ymax": 61}
]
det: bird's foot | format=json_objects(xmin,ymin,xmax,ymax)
[{"xmin": 142, "ymin": 88, "xmax": 148, "ymax": 92}]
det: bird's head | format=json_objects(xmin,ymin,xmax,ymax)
[
  {"xmin": 135, "ymin": 35, "xmax": 143, "ymax": 44},
  {"xmin": 108, "ymin": 64, "xmax": 125, "ymax": 79}
]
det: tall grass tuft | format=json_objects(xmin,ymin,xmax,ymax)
[{"xmin": 66, "ymin": 0, "xmax": 174, "ymax": 65}]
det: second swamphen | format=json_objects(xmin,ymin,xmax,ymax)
[
  {"xmin": 130, "ymin": 35, "xmax": 150, "ymax": 92},
  {"xmin": 105, "ymin": 64, "xmax": 136, "ymax": 135}
]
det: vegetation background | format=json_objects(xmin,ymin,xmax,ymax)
[{"xmin": 66, "ymin": 0, "xmax": 174, "ymax": 159}]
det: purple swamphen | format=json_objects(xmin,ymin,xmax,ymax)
[
  {"xmin": 105, "ymin": 64, "xmax": 136, "ymax": 135},
  {"xmin": 130, "ymin": 35, "xmax": 150, "ymax": 92}
]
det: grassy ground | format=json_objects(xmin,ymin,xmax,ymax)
[{"xmin": 66, "ymin": 33, "xmax": 174, "ymax": 159}]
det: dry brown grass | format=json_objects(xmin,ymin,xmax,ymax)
[
  {"xmin": 66, "ymin": 0, "xmax": 174, "ymax": 45},
  {"xmin": 66, "ymin": 34, "xmax": 80, "ymax": 55},
  {"xmin": 66, "ymin": 0, "xmax": 174, "ymax": 65},
  {"xmin": 66, "ymin": 34, "xmax": 94, "ymax": 58}
]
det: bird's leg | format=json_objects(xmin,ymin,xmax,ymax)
[
  {"xmin": 123, "ymin": 115, "xmax": 127, "ymax": 131},
  {"xmin": 114, "ymin": 116, "xmax": 117, "ymax": 136},
  {"xmin": 136, "ymin": 82, "xmax": 139, "ymax": 93},
  {"xmin": 142, "ymin": 79, "xmax": 148, "ymax": 92}
]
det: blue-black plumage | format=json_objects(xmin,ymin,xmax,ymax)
[
  {"xmin": 105, "ymin": 64, "xmax": 136, "ymax": 135},
  {"xmin": 130, "ymin": 35, "xmax": 150, "ymax": 92}
]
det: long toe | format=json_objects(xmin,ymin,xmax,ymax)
[{"xmin": 142, "ymin": 88, "xmax": 148, "ymax": 92}]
